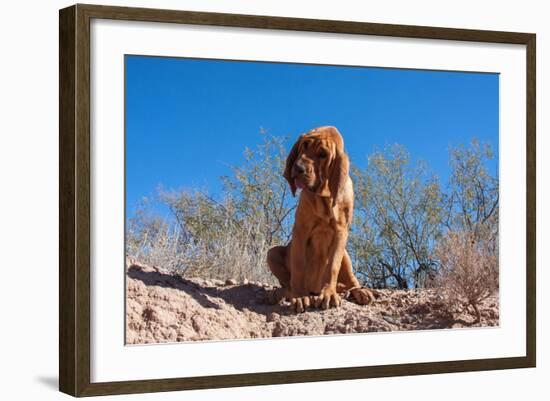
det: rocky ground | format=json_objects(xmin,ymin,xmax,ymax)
[{"xmin": 126, "ymin": 260, "xmax": 499, "ymax": 344}]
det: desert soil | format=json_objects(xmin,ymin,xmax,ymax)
[{"xmin": 126, "ymin": 260, "xmax": 499, "ymax": 344}]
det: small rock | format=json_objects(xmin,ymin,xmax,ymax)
[
  {"xmin": 382, "ymin": 315, "xmax": 399, "ymax": 325},
  {"xmin": 402, "ymin": 315, "xmax": 416, "ymax": 324},
  {"xmin": 212, "ymin": 279, "xmax": 224, "ymax": 286},
  {"xmin": 242, "ymin": 278, "xmax": 249, "ymax": 285},
  {"xmin": 225, "ymin": 278, "xmax": 237, "ymax": 286},
  {"xmin": 266, "ymin": 312, "xmax": 280, "ymax": 322},
  {"xmin": 344, "ymin": 317, "xmax": 356, "ymax": 325},
  {"xmin": 272, "ymin": 321, "xmax": 287, "ymax": 337}
]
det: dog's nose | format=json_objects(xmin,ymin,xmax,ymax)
[{"xmin": 294, "ymin": 163, "xmax": 305, "ymax": 175}]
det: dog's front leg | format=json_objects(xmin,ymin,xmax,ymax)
[
  {"xmin": 314, "ymin": 227, "xmax": 347, "ymax": 309},
  {"xmin": 288, "ymin": 233, "xmax": 311, "ymax": 313}
]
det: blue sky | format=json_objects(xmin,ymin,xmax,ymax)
[{"xmin": 125, "ymin": 55, "xmax": 499, "ymax": 217}]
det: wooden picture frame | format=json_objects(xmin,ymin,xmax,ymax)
[{"xmin": 59, "ymin": 3, "xmax": 536, "ymax": 397}]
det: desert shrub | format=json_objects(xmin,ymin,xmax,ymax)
[
  {"xmin": 159, "ymin": 189, "xmax": 278, "ymax": 283},
  {"xmin": 127, "ymin": 190, "xmax": 281, "ymax": 283},
  {"xmin": 350, "ymin": 145, "xmax": 443, "ymax": 289},
  {"xmin": 126, "ymin": 198, "xmax": 189, "ymax": 273},
  {"xmin": 434, "ymin": 230, "xmax": 498, "ymax": 322},
  {"xmin": 444, "ymin": 139, "xmax": 499, "ymax": 243}
]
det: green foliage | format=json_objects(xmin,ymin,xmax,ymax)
[
  {"xmin": 444, "ymin": 139, "xmax": 499, "ymax": 244},
  {"xmin": 220, "ymin": 130, "xmax": 295, "ymax": 246}
]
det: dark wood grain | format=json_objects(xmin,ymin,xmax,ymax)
[
  {"xmin": 59, "ymin": 5, "xmax": 76, "ymax": 396},
  {"xmin": 79, "ymin": 3, "xmax": 532, "ymax": 44},
  {"xmin": 59, "ymin": 3, "xmax": 537, "ymax": 397},
  {"xmin": 75, "ymin": 4, "xmax": 92, "ymax": 396},
  {"xmin": 525, "ymin": 35, "xmax": 537, "ymax": 367},
  {"xmin": 77, "ymin": 356, "xmax": 533, "ymax": 397},
  {"xmin": 59, "ymin": 5, "xmax": 92, "ymax": 396}
]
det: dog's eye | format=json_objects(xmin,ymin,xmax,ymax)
[{"xmin": 319, "ymin": 150, "xmax": 328, "ymax": 158}]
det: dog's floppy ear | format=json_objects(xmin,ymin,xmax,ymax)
[
  {"xmin": 317, "ymin": 150, "xmax": 333, "ymax": 199},
  {"xmin": 283, "ymin": 135, "xmax": 303, "ymax": 196},
  {"xmin": 316, "ymin": 127, "xmax": 349, "ymax": 206},
  {"xmin": 328, "ymin": 149, "xmax": 350, "ymax": 207}
]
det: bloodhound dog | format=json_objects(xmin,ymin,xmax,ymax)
[{"xmin": 267, "ymin": 126, "xmax": 376, "ymax": 313}]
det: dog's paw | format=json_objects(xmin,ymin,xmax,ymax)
[
  {"xmin": 350, "ymin": 287, "xmax": 378, "ymax": 305},
  {"xmin": 313, "ymin": 287, "xmax": 341, "ymax": 310},
  {"xmin": 290, "ymin": 295, "xmax": 312, "ymax": 313}
]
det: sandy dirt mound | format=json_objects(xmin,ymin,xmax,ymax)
[{"xmin": 126, "ymin": 260, "xmax": 499, "ymax": 344}]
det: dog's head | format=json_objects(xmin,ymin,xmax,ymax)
[{"xmin": 284, "ymin": 126, "xmax": 349, "ymax": 206}]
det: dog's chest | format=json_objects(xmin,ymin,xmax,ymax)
[{"xmin": 306, "ymin": 221, "xmax": 334, "ymax": 260}]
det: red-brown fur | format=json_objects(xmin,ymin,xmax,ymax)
[{"xmin": 267, "ymin": 126, "xmax": 376, "ymax": 312}]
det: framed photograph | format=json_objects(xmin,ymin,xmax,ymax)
[{"xmin": 59, "ymin": 4, "xmax": 536, "ymax": 397}]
